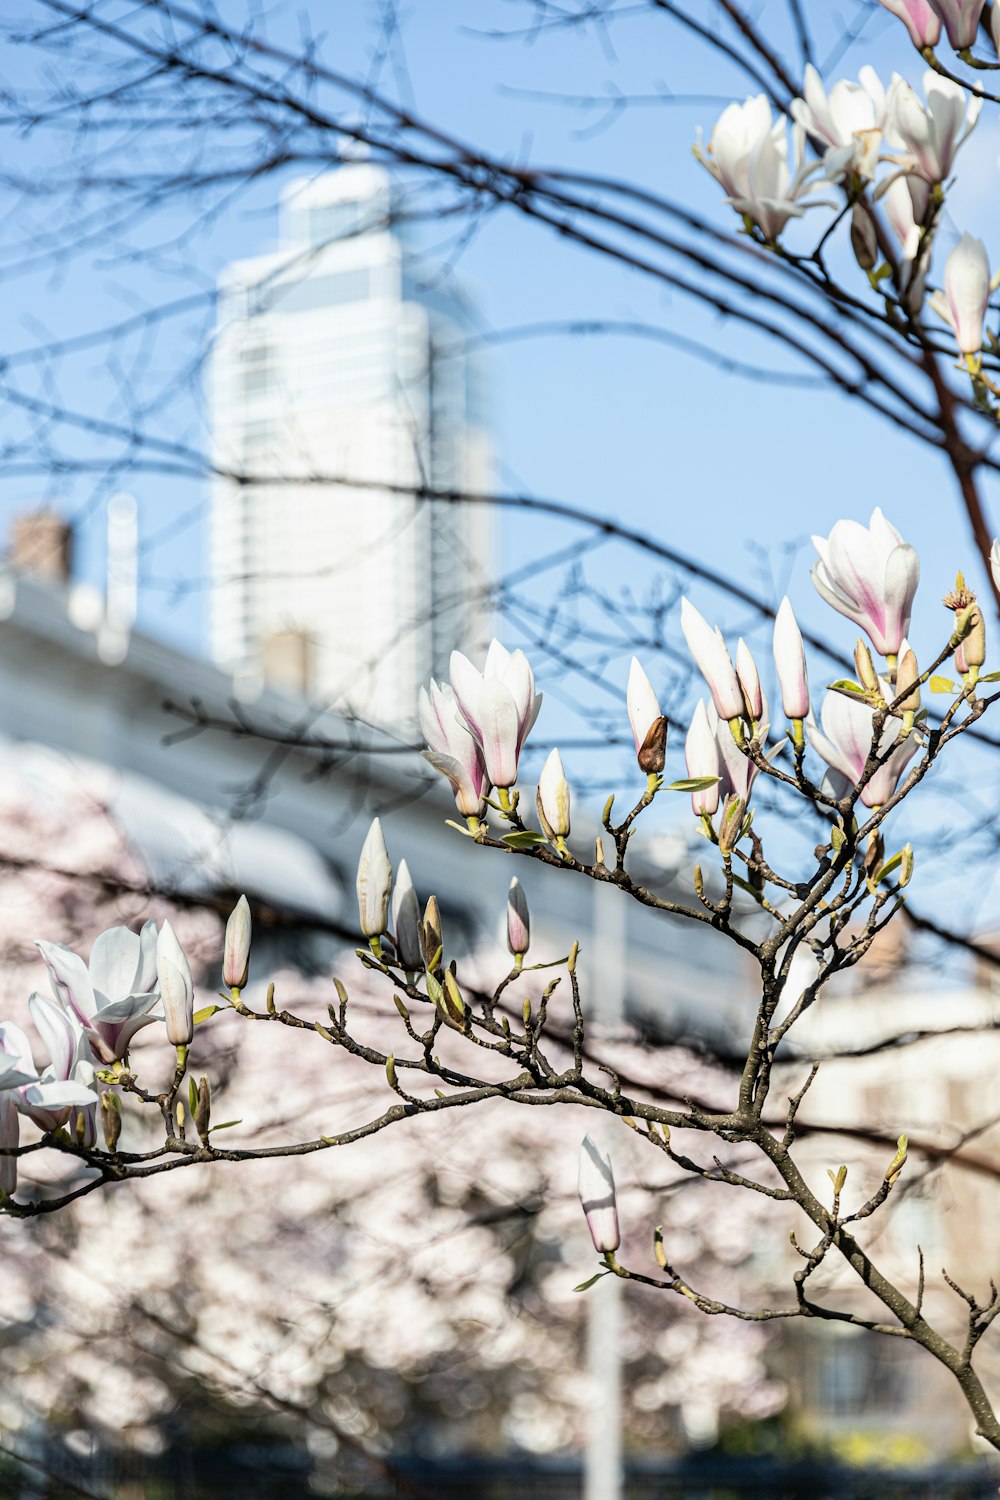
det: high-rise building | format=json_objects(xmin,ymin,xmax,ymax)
[{"xmin": 210, "ymin": 165, "xmax": 493, "ymax": 727}]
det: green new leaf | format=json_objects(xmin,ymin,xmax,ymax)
[
  {"xmin": 573, "ymin": 1271, "xmax": 609, "ymax": 1293},
  {"xmin": 872, "ymin": 849, "xmax": 905, "ymax": 885},
  {"xmin": 929, "ymin": 675, "xmax": 959, "ymax": 693},
  {"xmin": 978, "ymin": 670, "xmax": 1000, "ymax": 683},
  {"xmin": 501, "ymin": 830, "xmax": 548, "ymax": 848},
  {"xmin": 208, "ymin": 1119, "xmax": 242, "ymax": 1132},
  {"xmin": 193, "ymin": 1004, "xmax": 225, "ymax": 1026},
  {"xmin": 828, "ymin": 678, "xmax": 875, "ymax": 702},
  {"xmin": 731, "ymin": 873, "xmax": 765, "ymax": 904},
  {"xmin": 667, "ymin": 776, "xmax": 721, "ymax": 793},
  {"xmin": 830, "ymin": 826, "xmax": 846, "ymax": 854},
  {"xmin": 444, "ymin": 819, "xmax": 477, "ymax": 837}
]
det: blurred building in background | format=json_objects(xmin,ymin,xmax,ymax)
[{"xmin": 210, "ymin": 164, "xmax": 493, "ymax": 728}]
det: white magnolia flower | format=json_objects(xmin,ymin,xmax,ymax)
[
  {"xmin": 791, "ymin": 64, "xmax": 888, "ymax": 181},
  {"xmin": 695, "ymin": 95, "xmax": 824, "ymax": 240},
  {"xmin": 888, "ymin": 71, "xmax": 981, "ymax": 184}
]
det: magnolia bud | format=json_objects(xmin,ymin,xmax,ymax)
[
  {"xmin": 392, "ymin": 860, "xmax": 423, "ymax": 970},
  {"xmin": 854, "ymin": 640, "xmax": 879, "ymax": 694},
  {"xmin": 578, "ymin": 1135, "xmax": 620, "ymax": 1254},
  {"xmin": 100, "ymin": 1090, "xmax": 122, "ymax": 1152},
  {"xmin": 421, "ymin": 896, "xmax": 442, "ymax": 970},
  {"xmin": 717, "ymin": 794, "xmax": 745, "ymax": 856},
  {"xmin": 195, "ymin": 1076, "xmax": 211, "ymax": 1141},
  {"xmin": 637, "ymin": 716, "xmax": 668, "ymax": 775},
  {"xmin": 223, "ymin": 895, "xmax": 251, "ymax": 990},
  {"xmin": 156, "ymin": 921, "xmax": 195, "ymax": 1047},
  {"xmin": 850, "ymin": 204, "xmax": 878, "ymax": 271},
  {"xmin": 356, "ymin": 818, "xmax": 392, "ymax": 939},
  {"xmin": 962, "ymin": 606, "xmax": 986, "ymax": 670},
  {"xmin": 537, "ymin": 748, "xmax": 571, "ymax": 840},
  {"xmin": 507, "ymin": 877, "xmax": 530, "ymax": 957},
  {"xmin": 441, "ymin": 969, "xmax": 466, "ymax": 1026},
  {"xmin": 864, "ymin": 831, "xmax": 885, "ymax": 880},
  {"xmin": 894, "ymin": 646, "xmax": 921, "ymax": 712}
]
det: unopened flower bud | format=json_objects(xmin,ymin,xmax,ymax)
[
  {"xmin": 864, "ymin": 831, "xmax": 885, "ymax": 880},
  {"xmin": 736, "ymin": 639, "xmax": 763, "ymax": 724},
  {"xmin": 195, "ymin": 1076, "xmax": 211, "ymax": 1140},
  {"xmin": 894, "ymin": 646, "xmax": 921, "ymax": 712},
  {"xmin": 637, "ymin": 716, "xmax": 668, "ymax": 775},
  {"xmin": 961, "ymin": 606, "xmax": 986, "ymax": 670},
  {"xmin": 356, "ymin": 818, "xmax": 392, "ymax": 939},
  {"xmin": 392, "ymin": 860, "xmax": 423, "ymax": 970},
  {"xmin": 223, "ymin": 895, "xmax": 251, "ymax": 990},
  {"xmin": 421, "ymin": 896, "xmax": 442, "ymax": 970},
  {"xmin": 537, "ymin": 748, "xmax": 571, "ymax": 840},
  {"xmin": 850, "ymin": 204, "xmax": 878, "ymax": 271},
  {"xmin": 899, "ymin": 843, "xmax": 914, "ymax": 889},
  {"xmin": 441, "ymin": 969, "xmax": 466, "ymax": 1026},
  {"xmin": 156, "ymin": 921, "xmax": 194, "ymax": 1046},
  {"xmin": 578, "ymin": 1135, "xmax": 620, "ymax": 1254},
  {"xmin": 854, "ymin": 640, "xmax": 879, "ymax": 694},
  {"xmin": 100, "ymin": 1090, "xmax": 121, "ymax": 1152},
  {"xmin": 717, "ymin": 794, "xmax": 745, "ymax": 856},
  {"xmin": 507, "ymin": 877, "xmax": 530, "ymax": 958},
  {"xmin": 885, "ymin": 1133, "xmax": 908, "ymax": 1184}
]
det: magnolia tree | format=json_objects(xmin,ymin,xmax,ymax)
[
  {"xmin": 0, "ymin": 757, "xmax": 782, "ymax": 1466},
  {"xmin": 4, "ymin": 508, "xmax": 1000, "ymax": 1448}
]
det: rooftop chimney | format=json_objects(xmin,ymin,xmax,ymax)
[{"xmin": 10, "ymin": 509, "xmax": 73, "ymax": 585}]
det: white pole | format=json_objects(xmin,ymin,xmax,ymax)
[{"xmin": 584, "ymin": 880, "xmax": 626, "ymax": 1500}]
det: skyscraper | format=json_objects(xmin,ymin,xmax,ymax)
[{"xmin": 210, "ymin": 165, "xmax": 493, "ymax": 728}]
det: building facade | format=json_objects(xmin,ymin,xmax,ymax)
[{"xmin": 210, "ymin": 165, "xmax": 493, "ymax": 727}]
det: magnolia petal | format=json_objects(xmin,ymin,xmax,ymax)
[
  {"xmin": 89, "ymin": 926, "xmax": 143, "ymax": 1004},
  {"xmin": 28, "ymin": 991, "xmax": 78, "ymax": 1083},
  {"xmin": 475, "ymin": 678, "xmax": 522, "ymax": 788},
  {"xmin": 36, "ymin": 941, "xmax": 97, "ymax": 1030}
]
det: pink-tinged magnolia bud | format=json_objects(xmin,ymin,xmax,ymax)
[
  {"xmin": 811, "ymin": 508, "xmax": 919, "ymax": 657},
  {"xmin": 392, "ymin": 860, "xmax": 423, "ymax": 970},
  {"xmin": 356, "ymin": 818, "xmax": 392, "ymax": 939},
  {"xmin": 928, "ymin": 0, "xmax": 986, "ymax": 48},
  {"xmin": 773, "ymin": 598, "xmax": 810, "ymax": 720},
  {"xmin": 223, "ymin": 895, "xmax": 251, "ymax": 990},
  {"xmin": 680, "ymin": 599, "xmax": 745, "ymax": 722},
  {"xmin": 876, "ymin": 0, "xmax": 942, "ymax": 46},
  {"xmin": 807, "ymin": 689, "xmax": 918, "ymax": 807},
  {"xmin": 930, "ymin": 234, "xmax": 992, "ymax": 356},
  {"xmin": 735, "ymin": 639, "xmax": 763, "ymax": 723},
  {"xmin": 685, "ymin": 701, "xmax": 720, "ymax": 816},
  {"xmin": 449, "ymin": 641, "xmax": 542, "ymax": 790},
  {"xmin": 156, "ymin": 921, "xmax": 194, "ymax": 1047},
  {"xmin": 537, "ymin": 748, "xmax": 571, "ymax": 840},
  {"xmin": 506, "ymin": 877, "xmax": 530, "ymax": 957},
  {"xmin": 889, "ymin": 73, "xmax": 981, "ymax": 184},
  {"xmin": 578, "ymin": 1135, "xmax": 620, "ymax": 1254}
]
